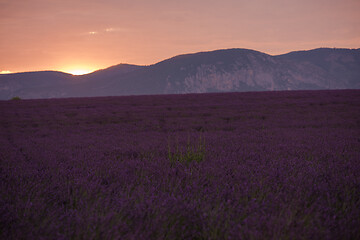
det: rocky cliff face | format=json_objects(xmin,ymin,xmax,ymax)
[
  {"xmin": 0, "ymin": 48, "xmax": 359, "ymax": 99},
  {"xmin": 162, "ymin": 48, "xmax": 360, "ymax": 94}
]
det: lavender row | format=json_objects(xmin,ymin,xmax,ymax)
[{"xmin": 1, "ymin": 90, "xmax": 359, "ymax": 239}]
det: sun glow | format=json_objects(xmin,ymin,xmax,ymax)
[{"xmin": 66, "ymin": 69, "xmax": 94, "ymax": 75}]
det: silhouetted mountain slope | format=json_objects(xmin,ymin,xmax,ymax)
[
  {"xmin": 276, "ymin": 48, "xmax": 360, "ymax": 88},
  {"xmin": 0, "ymin": 48, "xmax": 359, "ymax": 99},
  {"xmin": 84, "ymin": 64, "xmax": 145, "ymax": 80},
  {"xmin": 0, "ymin": 71, "xmax": 74, "ymax": 99}
]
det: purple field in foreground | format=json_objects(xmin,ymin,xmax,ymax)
[{"xmin": 1, "ymin": 90, "xmax": 359, "ymax": 239}]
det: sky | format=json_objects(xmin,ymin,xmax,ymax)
[{"xmin": 0, "ymin": 0, "xmax": 359, "ymax": 75}]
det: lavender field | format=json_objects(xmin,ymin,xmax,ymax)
[{"xmin": 1, "ymin": 90, "xmax": 359, "ymax": 239}]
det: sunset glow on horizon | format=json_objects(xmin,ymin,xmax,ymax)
[
  {"xmin": 63, "ymin": 68, "xmax": 96, "ymax": 75},
  {"xmin": 1, "ymin": 0, "xmax": 359, "ymax": 74}
]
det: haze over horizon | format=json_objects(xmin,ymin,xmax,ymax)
[{"xmin": 1, "ymin": 0, "xmax": 359, "ymax": 75}]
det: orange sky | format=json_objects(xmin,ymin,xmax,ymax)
[{"xmin": 1, "ymin": 0, "xmax": 359, "ymax": 75}]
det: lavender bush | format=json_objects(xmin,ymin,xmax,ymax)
[{"xmin": 0, "ymin": 90, "xmax": 359, "ymax": 239}]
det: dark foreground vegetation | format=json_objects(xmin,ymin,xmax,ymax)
[{"xmin": 1, "ymin": 90, "xmax": 359, "ymax": 239}]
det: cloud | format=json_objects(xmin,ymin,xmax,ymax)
[
  {"xmin": 84, "ymin": 28, "xmax": 123, "ymax": 35},
  {"xmin": 105, "ymin": 27, "xmax": 127, "ymax": 33}
]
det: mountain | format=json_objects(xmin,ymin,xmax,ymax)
[
  {"xmin": 0, "ymin": 48, "xmax": 359, "ymax": 100},
  {"xmin": 276, "ymin": 48, "xmax": 360, "ymax": 89},
  {"xmin": 0, "ymin": 71, "xmax": 74, "ymax": 99}
]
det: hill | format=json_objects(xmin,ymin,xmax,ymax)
[{"xmin": 0, "ymin": 48, "xmax": 359, "ymax": 99}]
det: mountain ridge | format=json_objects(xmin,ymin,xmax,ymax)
[{"xmin": 0, "ymin": 47, "xmax": 359, "ymax": 99}]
